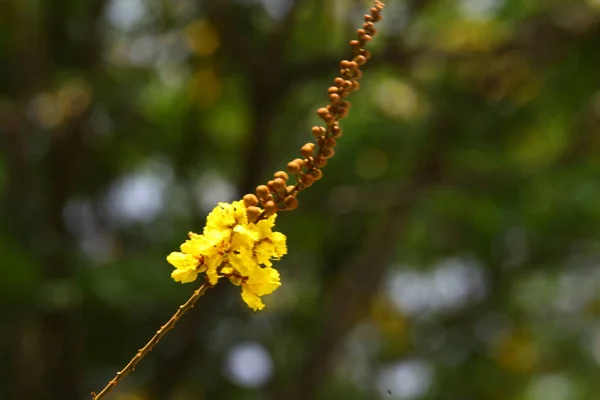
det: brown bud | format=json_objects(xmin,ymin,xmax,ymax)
[
  {"xmin": 301, "ymin": 143, "xmax": 316, "ymax": 158},
  {"xmin": 267, "ymin": 180, "xmax": 275, "ymax": 189},
  {"xmin": 256, "ymin": 185, "xmax": 270, "ymax": 200},
  {"xmin": 301, "ymin": 174, "xmax": 315, "ymax": 187},
  {"xmin": 286, "ymin": 185, "xmax": 295, "ymax": 194},
  {"xmin": 362, "ymin": 34, "xmax": 372, "ymax": 42},
  {"xmin": 284, "ymin": 196, "xmax": 298, "ymax": 210},
  {"xmin": 363, "ymin": 22, "xmax": 374, "ymax": 30},
  {"xmin": 340, "ymin": 60, "xmax": 352, "ymax": 68},
  {"xmin": 317, "ymin": 107, "xmax": 330, "ymax": 121},
  {"xmin": 357, "ymin": 29, "xmax": 366, "ymax": 37},
  {"xmin": 329, "ymin": 93, "xmax": 340, "ymax": 104},
  {"xmin": 349, "ymin": 39, "xmax": 361, "ymax": 47},
  {"xmin": 304, "ymin": 158, "xmax": 314, "ymax": 170},
  {"xmin": 272, "ymin": 178, "xmax": 286, "ymax": 191},
  {"xmin": 343, "ymin": 80, "xmax": 353, "ymax": 90},
  {"xmin": 361, "ymin": 49, "xmax": 372, "ymax": 59},
  {"xmin": 246, "ymin": 206, "xmax": 262, "ymax": 222},
  {"xmin": 321, "ymin": 147, "xmax": 335, "ymax": 159},
  {"xmin": 287, "ymin": 161, "xmax": 301, "ymax": 174},
  {"xmin": 328, "ymin": 86, "xmax": 339, "ymax": 94},
  {"xmin": 364, "ymin": 14, "xmax": 374, "ymax": 22},
  {"xmin": 312, "ymin": 126, "xmax": 325, "ymax": 138},
  {"xmin": 243, "ymin": 194, "xmax": 259, "ymax": 207},
  {"xmin": 352, "ymin": 81, "xmax": 361, "ymax": 91},
  {"xmin": 310, "ymin": 169, "xmax": 323, "ymax": 181},
  {"xmin": 356, "ymin": 55, "xmax": 367, "ymax": 66},
  {"xmin": 314, "ymin": 156, "xmax": 328, "ymax": 168},
  {"xmin": 324, "ymin": 138, "xmax": 337, "ymax": 148},
  {"xmin": 274, "ymin": 171, "xmax": 289, "ymax": 181},
  {"xmin": 370, "ymin": 7, "xmax": 379, "ymax": 14},
  {"xmin": 353, "ymin": 69, "xmax": 363, "ymax": 79},
  {"xmin": 330, "ymin": 124, "xmax": 343, "ymax": 138},
  {"xmin": 264, "ymin": 201, "xmax": 278, "ymax": 215},
  {"xmin": 266, "ymin": 194, "xmax": 275, "ymax": 202}
]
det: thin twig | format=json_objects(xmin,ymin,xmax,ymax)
[{"xmin": 91, "ymin": 280, "xmax": 213, "ymax": 399}]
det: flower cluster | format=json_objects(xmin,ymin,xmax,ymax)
[{"xmin": 167, "ymin": 200, "xmax": 287, "ymax": 311}]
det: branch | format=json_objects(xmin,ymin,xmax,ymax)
[{"xmin": 91, "ymin": 281, "xmax": 213, "ymax": 400}]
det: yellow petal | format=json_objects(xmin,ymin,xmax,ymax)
[
  {"xmin": 205, "ymin": 254, "xmax": 223, "ymax": 285},
  {"xmin": 171, "ymin": 268, "xmax": 199, "ymax": 283},
  {"xmin": 241, "ymin": 283, "xmax": 265, "ymax": 311},
  {"xmin": 167, "ymin": 252, "xmax": 200, "ymax": 270},
  {"xmin": 246, "ymin": 267, "xmax": 281, "ymax": 296}
]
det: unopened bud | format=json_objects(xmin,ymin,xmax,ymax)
[
  {"xmin": 301, "ymin": 143, "xmax": 316, "ymax": 158},
  {"xmin": 310, "ymin": 169, "xmax": 323, "ymax": 181},
  {"xmin": 321, "ymin": 148, "xmax": 335, "ymax": 159},
  {"xmin": 256, "ymin": 185, "xmax": 269, "ymax": 200},
  {"xmin": 330, "ymin": 124, "xmax": 342, "ymax": 138},
  {"xmin": 274, "ymin": 171, "xmax": 289, "ymax": 181},
  {"xmin": 287, "ymin": 161, "xmax": 301, "ymax": 174},
  {"xmin": 314, "ymin": 156, "xmax": 328, "ymax": 168},
  {"xmin": 284, "ymin": 196, "xmax": 298, "ymax": 210},
  {"xmin": 272, "ymin": 178, "xmax": 286, "ymax": 191},
  {"xmin": 312, "ymin": 126, "xmax": 325, "ymax": 138},
  {"xmin": 324, "ymin": 138, "xmax": 337, "ymax": 148},
  {"xmin": 264, "ymin": 201, "xmax": 278, "ymax": 215},
  {"xmin": 243, "ymin": 194, "xmax": 259, "ymax": 207},
  {"xmin": 246, "ymin": 206, "xmax": 262, "ymax": 222},
  {"xmin": 302, "ymin": 174, "xmax": 315, "ymax": 187}
]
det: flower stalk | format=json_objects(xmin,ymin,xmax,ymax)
[
  {"xmin": 91, "ymin": 1, "xmax": 385, "ymax": 398},
  {"xmin": 91, "ymin": 281, "xmax": 212, "ymax": 400}
]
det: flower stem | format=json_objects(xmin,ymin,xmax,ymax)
[{"xmin": 91, "ymin": 280, "xmax": 213, "ymax": 399}]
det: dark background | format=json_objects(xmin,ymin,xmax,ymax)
[{"xmin": 2, "ymin": 0, "xmax": 600, "ymax": 399}]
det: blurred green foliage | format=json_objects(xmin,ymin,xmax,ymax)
[{"xmin": 2, "ymin": 0, "xmax": 600, "ymax": 399}]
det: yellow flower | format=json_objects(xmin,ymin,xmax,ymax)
[
  {"xmin": 167, "ymin": 199, "xmax": 287, "ymax": 310},
  {"xmin": 240, "ymin": 267, "xmax": 281, "ymax": 311},
  {"xmin": 167, "ymin": 252, "xmax": 203, "ymax": 283}
]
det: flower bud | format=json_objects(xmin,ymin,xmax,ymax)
[
  {"xmin": 317, "ymin": 107, "xmax": 331, "ymax": 121},
  {"xmin": 284, "ymin": 196, "xmax": 298, "ymax": 210},
  {"xmin": 321, "ymin": 148, "xmax": 335, "ymax": 159},
  {"xmin": 324, "ymin": 138, "xmax": 337, "ymax": 148},
  {"xmin": 272, "ymin": 178, "xmax": 286, "ymax": 191},
  {"xmin": 312, "ymin": 126, "xmax": 325, "ymax": 138},
  {"xmin": 243, "ymin": 194, "xmax": 259, "ymax": 207},
  {"xmin": 274, "ymin": 171, "xmax": 289, "ymax": 180},
  {"xmin": 302, "ymin": 174, "xmax": 315, "ymax": 187},
  {"xmin": 310, "ymin": 169, "xmax": 323, "ymax": 181},
  {"xmin": 300, "ymin": 143, "xmax": 315, "ymax": 158},
  {"xmin": 314, "ymin": 156, "xmax": 328, "ymax": 168},
  {"xmin": 246, "ymin": 206, "xmax": 262, "ymax": 222},
  {"xmin": 264, "ymin": 200, "xmax": 278, "ymax": 215},
  {"xmin": 256, "ymin": 185, "xmax": 269, "ymax": 200},
  {"xmin": 287, "ymin": 161, "xmax": 301, "ymax": 174},
  {"xmin": 330, "ymin": 124, "xmax": 342, "ymax": 138}
]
